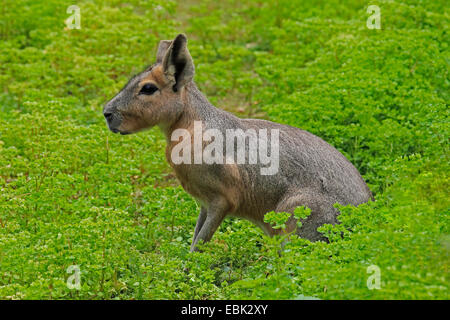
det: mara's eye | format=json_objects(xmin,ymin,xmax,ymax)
[{"xmin": 139, "ymin": 83, "xmax": 158, "ymax": 95}]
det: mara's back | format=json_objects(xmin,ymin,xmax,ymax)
[
  {"xmin": 253, "ymin": 119, "xmax": 371, "ymax": 204},
  {"xmin": 199, "ymin": 111, "xmax": 372, "ymax": 221}
]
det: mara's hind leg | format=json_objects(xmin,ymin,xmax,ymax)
[{"xmin": 275, "ymin": 190, "xmax": 339, "ymax": 242}]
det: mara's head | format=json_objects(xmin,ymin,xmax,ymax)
[{"xmin": 103, "ymin": 34, "xmax": 194, "ymax": 135}]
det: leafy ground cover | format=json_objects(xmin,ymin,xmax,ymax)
[{"xmin": 0, "ymin": 0, "xmax": 448, "ymax": 299}]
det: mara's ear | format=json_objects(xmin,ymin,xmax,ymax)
[
  {"xmin": 156, "ymin": 40, "xmax": 172, "ymax": 64},
  {"xmin": 162, "ymin": 34, "xmax": 195, "ymax": 92}
]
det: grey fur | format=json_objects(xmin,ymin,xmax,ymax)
[{"xmin": 103, "ymin": 34, "xmax": 373, "ymax": 252}]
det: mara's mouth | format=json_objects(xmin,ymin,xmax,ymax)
[{"xmin": 111, "ymin": 128, "xmax": 131, "ymax": 135}]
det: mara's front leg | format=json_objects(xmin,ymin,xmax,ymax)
[
  {"xmin": 192, "ymin": 206, "xmax": 207, "ymax": 244},
  {"xmin": 190, "ymin": 198, "xmax": 228, "ymax": 252}
]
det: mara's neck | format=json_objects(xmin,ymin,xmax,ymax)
[{"xmin": 160, "ymin": 81, "xmax": 236, "ymax": 140}]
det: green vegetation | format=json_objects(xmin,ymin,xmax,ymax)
[{"xmin": 0, "ymin": 0, "xmax": 448, "ymax": 299}]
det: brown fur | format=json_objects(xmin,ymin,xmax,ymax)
[{"xmin": 103, "ymin": 34, "xmax": 373, "ymax": 252}]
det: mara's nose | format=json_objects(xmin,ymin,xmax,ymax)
[{"xmin": 103, "ymin": 111, "xmax": 113, "ymax": 122}]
